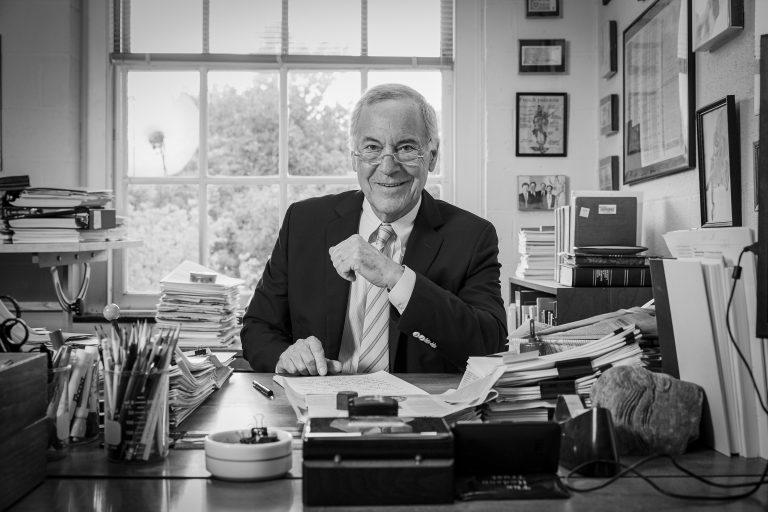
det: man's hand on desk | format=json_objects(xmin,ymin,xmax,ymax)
[
  {"xmin": 329, "ymin": 235, "xmax": 404, "ymax": 288},
  {"xmin": 275, "ymin": 336, "xmax": 342, "ymax": 376}
]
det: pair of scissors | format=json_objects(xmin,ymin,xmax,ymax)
[{"xmin": 0, "ymin": 295, "xmax": 30, "ymax": 352}]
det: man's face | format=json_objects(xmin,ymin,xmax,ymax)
[
  {"xmin": 530, "ymin": 181, "xmax": 537, "ymax": 190},
  {"xmin": 522, "ymin": 184, "xmax": 529, "ymax": 193},
  {"xmin": 353, "ymin": 99, "xmax": 436, "ymax": 223}
]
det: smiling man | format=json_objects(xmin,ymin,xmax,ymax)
[{"xmin": 241, "ymin": 83, "xmax": 507, "ymax": 375}]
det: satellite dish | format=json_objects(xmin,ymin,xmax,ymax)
[{"xmin": 128, "ymin": 91, "xmax": 199, "ymax": 177}]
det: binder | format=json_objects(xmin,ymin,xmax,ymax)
[
  {"xmin": 569, "ymin": 191, "xmax": 643, "ymax": 248},
  {"xmin": 5, "ymin": 208, "xmax": 116, "ymax": 230}
]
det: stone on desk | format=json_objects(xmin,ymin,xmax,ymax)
[{"xmin": 591, "ymin": 366, "xmax": 703, "ymax": 456}]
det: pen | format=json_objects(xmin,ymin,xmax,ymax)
[{"xmin": 252, "ymin": 380, "xmax": 274, "ymax": 400}]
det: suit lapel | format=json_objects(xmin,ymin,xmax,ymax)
[{"xmin": 324, "ymin": 192, "xmax": 364, "ymax": 358}]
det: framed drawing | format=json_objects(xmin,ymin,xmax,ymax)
[
  {"xmin": 519, "ymin": 39, "xmax": 566, "ymax": 73},
  {"xmin": 623, "ymin": 0, "xmax": 695, "ymax": 185},
  {"xmin": 526, "ymin": 0, "xmax": 560, "ymax": 17},
  {"xmin": 692, "ymin": 0, "xmax": 743, "ymax": 52},
  {"xmin": 599, "ymin": 156, "xmax": 620, "ymax": 191},
  {"xmin": 516, "ymin": 92, "xmax": 568, "ymax": 157},
  {"xmin": 600, "ymin": 94, "xmax": 619, "ymax": 136},
  {"xmin": 517, "ymin": 174, "xmax": 568, "ymax": 211},
  {"xmin": 696, "ymin": 95, "xmax": 741, "ymax": 228},
  {"xmin": 600, "ymin": 20, "xmax": 618, "ymax": 79}
]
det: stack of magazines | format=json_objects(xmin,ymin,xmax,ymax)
[
  {"xmin": 155, "ymin": 260, "xmax": 243, "ymax": 349},
  {"xmin": 169, "ymin": 348, "xmax": 234, "ymax": 428},
  {"xmin": 515, "ymin": 226, "xmax": 556, "ymax": 280}
]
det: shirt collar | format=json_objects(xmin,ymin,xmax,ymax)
[{"xmin": 361, "ymin": 196, "xmax": 421, "ymax": 243}]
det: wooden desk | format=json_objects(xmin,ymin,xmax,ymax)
[{"xmin": 10, "ymin": 373, "xmax": 768, "ymax": 511}]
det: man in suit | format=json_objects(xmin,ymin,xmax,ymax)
[
  {"xmin": 241, "ymin": 83, "xmax": 507, "ymax": 375},
  {"xmin": 518, "ymin": 182, "xmax": 531, "ymax": 209}
]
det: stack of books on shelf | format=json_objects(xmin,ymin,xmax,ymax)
[
  {"xmin": 169, "ymin": 348, "xmax": 234, "ymax": 428},
  {"xmin": 514, "ymin": 226, "xmax": 556, "ymax": 280},
  {"xmin": 155, "ymin": 260, "xmax": 244, "ymax": 350},
  {"xmin": 1, "ymin": 183, "xmax": 119, "ymax": 244},
  {"xmin": 558, "ymin": 247, "xmax": 651, "ymax": 287}
]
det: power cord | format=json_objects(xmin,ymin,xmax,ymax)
[{"xmin": 564, "ymin": 242, "xmax": 768, "ymax": 501}]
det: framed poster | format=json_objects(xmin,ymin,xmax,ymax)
[
  {"xmin": 517, "ymin": 174, "xmax": 568, "ymax": 211},
  {"xmin": 623, "ymin": 0, "xmax": 695, "ymax": 185},
  {"xmin": 600, "ymin": 20, "xmax": 618, "ymax": 79},
  {"xmin": 599, "ymin": 156, "xmax": 620, "ymax": 191},
  {"xmin": 519, "ymin": 39, "xmax": 566, "ymax": 73},
  {"xmin": 696, "ymin": 95, "xmax": 741, "ymax": 227},
  {"xmin": 526, "ymin": 0, "xmax": 560, "ymax": 17},
  {"xmin": 692, "ymin": 0, "xmax": 743, "ymax": 52},
  {"xmin": 516, "ymin": 92, "xmax": 568, "ymax": 157},
  {"xmin": 600, "ymin": 94, "xmax": 619, "ymax": 136}
]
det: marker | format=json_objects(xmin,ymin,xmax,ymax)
[{"xmin": 252, "ymin": 380, "xmax": 274, "ymax": 400}]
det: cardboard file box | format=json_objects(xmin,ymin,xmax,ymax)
[{"xmin": 302, "ymin": 416, "xmax": 454, "ymax": 506}]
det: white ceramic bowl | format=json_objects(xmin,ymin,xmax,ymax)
[{"xmin": 205, "ymin": 428, "xmax": 293, "ymax": 481}]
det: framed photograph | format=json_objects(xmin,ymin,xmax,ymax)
[
  {"xmin": 600, "ymin": 94, "xmax": 619, "ymax": 136},
  {"xmin": 600, "ymin": 20, "xmax": 618, "ymax": 79},
  {"xmin": 599, "ymin": 156, "xmax": 620, "ymax": 191},
  {"xmin": 526, "ymin": 0, "xmax": 560, "ymax": 17},
  {"xmin": 516, "ymin": 93, "xmax": 568, "ymax": 157},
  {"xmin": 623, "ymin": 0, "xmax": 695, "ymax": 185},
  {"xmin": 696, "ymin": 95, "xmax": 741, "ymax": 228},
  {"xmin": 517, "ymin": 174, "xmax": 568, "ymax": 211},
  {"xmin": 693, "ymin": 0, "xmax": 743, "ymax": 52},
  {"xmin": 519, "ymin": 39, "xmax": 566, "ymax": 73}
]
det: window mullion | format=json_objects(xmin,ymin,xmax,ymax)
[
  {"xmin": 199, "ymin": 68, "xmax": 209, "ymax": 266},
  {"xmin": 203, "ymin": 0, "xmax": 210, "ymax": 53},
  {"xmin": 279, "ymin": 66, "xmax": 289, "ymax": 222}
]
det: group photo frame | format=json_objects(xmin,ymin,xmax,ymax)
[
  {"xmin": 516, "ymin": 92, "xmax": 568, "ymax": 157},
  {"xmin": 519, "ymin": 39, "xmax": 567, "ymax": 73},
  {"xmin": 517, "ymin": 174, "xmax": 568, "ymax": 211}
]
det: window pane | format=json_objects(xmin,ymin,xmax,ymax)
[
  {"xmin": 130, "ymin": 0, "xmax": 202, "ymax": 53},
  {"xmin": 368, "ymin": 0, "xmax": 440, "ymax": 57},
  {"xmin": 125, "ymin": 185, "xmax": 199, "ymax": 293},
  {"xmin": 209, "ymin": 0, "xmax": 282, "ymax": 54},
  {"xmin": 287, "ymin": 184, "xmax": 357, "ymax": 205},
  {"xmin": 208, "ymin": 185, "xmax": 279, "ymax": 291},
  {"xmin": 127, "ymin": 71, "xmax": 199, "ymax": 177},
  {"xmin": 288, "ymin": 0, "xmax": 361, "ymax": 55},
  {"xmin": 288, "ymin": 71, "xmax": 360, "ymax": 176},
  {"xmin": 208, "ymin": 72, "xmax": 279, "ymax": 176}
]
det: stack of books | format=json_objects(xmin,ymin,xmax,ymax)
[
  {"xmin": 1, "ymin": 186, "xmax": 118, "ymax": 244},
  {"xmin": 515, "ymin": 226, "xmax": 556, "ymax": 280},
  {"xmin": 155, "ymin": 260, "xmax": 244, "ymax": 349},
  {"xmin": 558, "ymin": 247, "xmax": 651, "ymax": 287},
  {"xmin": 169, "ymin": 348, "xmax": 234, "ymax": 428}
]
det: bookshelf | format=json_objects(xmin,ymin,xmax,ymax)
[{"xmin": 509, "ymin": 276, "xmax": 653, "ymax": 325}]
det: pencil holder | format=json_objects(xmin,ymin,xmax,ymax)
[
  {"xmin": 103, "ymin": 367, "xmax": 170, "ymax": 463},
  {"xmin": 46, "ymin": 364, "xmax": 72, "ymax": 461}
]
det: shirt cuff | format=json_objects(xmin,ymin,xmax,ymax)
[{"xmin": 389, "ymin": 265, "xmax": 416, "ymax": 314}]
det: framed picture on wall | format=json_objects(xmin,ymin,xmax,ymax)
[
  {"xmin": 599, "ymin": 156, "xmax": 620, "ymax": 191},
  {"xmin": 516, "ymin": 92, "xmax": 568, "ymax": 157},
  {"xmin": 600, "ymin": 20, "xmax": 618, "ymax": 79},
  {"xmin": 692, "ymin": 0, "xmax": 744, "ymax": 52},
  {"xmin": 526, "ymin": 0, "xmax": 560, "ymax": 17},
  {"xmin": 600, "ymin": 94, "xmax": 619, "ymax": 136},
  {"xmin": 519, "ymin": 39, "xmax": 567, "ymax": 73},
  {"xmin": 623, "ymin": 0, "xmax": 695, "ymax": 185},
  {"xmin": 696, "ymin": 95, "xmax": 741, "ymax": 228},
  {"xmin": 517, "ymin": 174, "xmax": 568, "ymax": 211}
]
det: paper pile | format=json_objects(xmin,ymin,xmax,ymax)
[
  {"xmin": 515, "ymin": 226, "xmax": 556, "ymax": 280},
  {"xmin": 156, "ymin": 260, "xmax": 244, "ymax": 349},
  {"xmin": 168, "ymin": 348, "xmax": 234, "ymax": 428}
]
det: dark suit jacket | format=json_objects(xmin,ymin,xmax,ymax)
[{"xmin": 241, "ymin": 190, "xmax": 507, "ymax": 373}]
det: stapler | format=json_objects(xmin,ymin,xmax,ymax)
[{"xmin": 555, "ymin": 395, "xmax": 620, "ymax": 477}]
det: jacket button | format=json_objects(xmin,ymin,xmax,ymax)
[{"xmin": 413, "ymin": 331, "xmax": 420, "ymax": 337}]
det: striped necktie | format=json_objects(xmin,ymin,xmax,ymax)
[{"xmin": 357, "ymin": 223, "xmax": 396, "ymax": 373}]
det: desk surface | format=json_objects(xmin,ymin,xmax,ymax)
[{"xmin": 11, "ymin": 373, "xmax": 768, "ymax": 511}]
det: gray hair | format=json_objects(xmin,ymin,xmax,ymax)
[{"xmin": 348, "ymin": 83, "xmax": 439, "ymax": 151}]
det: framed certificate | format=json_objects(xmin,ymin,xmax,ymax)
[
  {"xmin": 519, "ymin": 39, "xmax": 566, "ymax": 73},
  {"xmin": 526, "ymin": 0, "xmax": 560, "ymax": 17}
]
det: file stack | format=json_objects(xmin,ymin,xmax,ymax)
[
  {"xmin": 1, "ymin": 186, "xmax": 117, "ymax": 243},
  {"xmin": 155, "ymin": 260, "xmax": 244, "ymax": 349},
  {"xmin": 515, "ymin": 226, "xmax": 556, "ymax": 280},
  {"xmin": 169, "ymin": 348, "xmax": 234, "ymax": 428}
]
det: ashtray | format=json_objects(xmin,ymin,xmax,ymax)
[{"xmin": 204, "ymin": 428, "xmax": 292, "ymax": 481}]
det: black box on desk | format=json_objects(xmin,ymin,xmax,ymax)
[
  {"xmin": 302, "ymin": 416, "xmax": 454, "ymax": 506},
  {"xmin": 0, "ymin": 353, "xmax": 48, "ymax": 509}
]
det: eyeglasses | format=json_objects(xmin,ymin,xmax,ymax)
[{"xmin": 352, "ymin": 141, "xmax": 430, "ymax": 167}]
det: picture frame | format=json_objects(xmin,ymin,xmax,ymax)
[
  {"xmin": 519, "ymin": 39, "xmax": 566, "ymax": 73},
  {"xmin": 0, "ymin": 34, "xmax": 3, "ymax": 173},
  {"xmin": 526, "ymin": 0, "xmax": 560, "ymax": 17},
  {"xmin": 516, "ymin": 92, "xmax": 568, "ymax": 157},
  {"xmin": 600, "ymin": 94, "xmax": 619, "ymax": 136},
  {"xmin": 623, "ymin": 0, "xmax": 695, "ymax": 185},
  {"xmin": 599, "ymin": 156, "xmax": 620, "ymax": 191},
  {"xmin": 600, "ymin": 20, "xmax": 618, "ymax": 79},
  {"xmin": 696, "ymin": 95, "xmax": 741, "ymax": 228},
  {"xmin": 754, "ymin": 141, "xmax": 759, "ymax": 211},
  {"xmin": 692, "ymin": 0, "xmax": 743, "ymax": 52},
  {"xmin": 517, "ymin": 174, "xmax": 568, "ymax": 211}
]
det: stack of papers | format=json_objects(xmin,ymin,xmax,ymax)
[
  {"xmin": 155, "ymin": 260, "xmax": 244, "ymax": 349},
  {"xmin": 168, "ymin": 348, "xmax": 234, "ymax": 428},
  {"xmin": 8, "ymin": 187, "xmax": 113, "ymax": 208},
  {"xmin": 515, "ymin": 226, "xmax": 556, "ymax": 280}
]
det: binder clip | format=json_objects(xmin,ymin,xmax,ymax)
[{"xmin": 555, "ymin": 395, "xmax": 620, "ymax": 477}]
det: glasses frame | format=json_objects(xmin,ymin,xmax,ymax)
[{"xmin": 351, "ymin": 140, "xmax": 432, "ymax": 167}]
